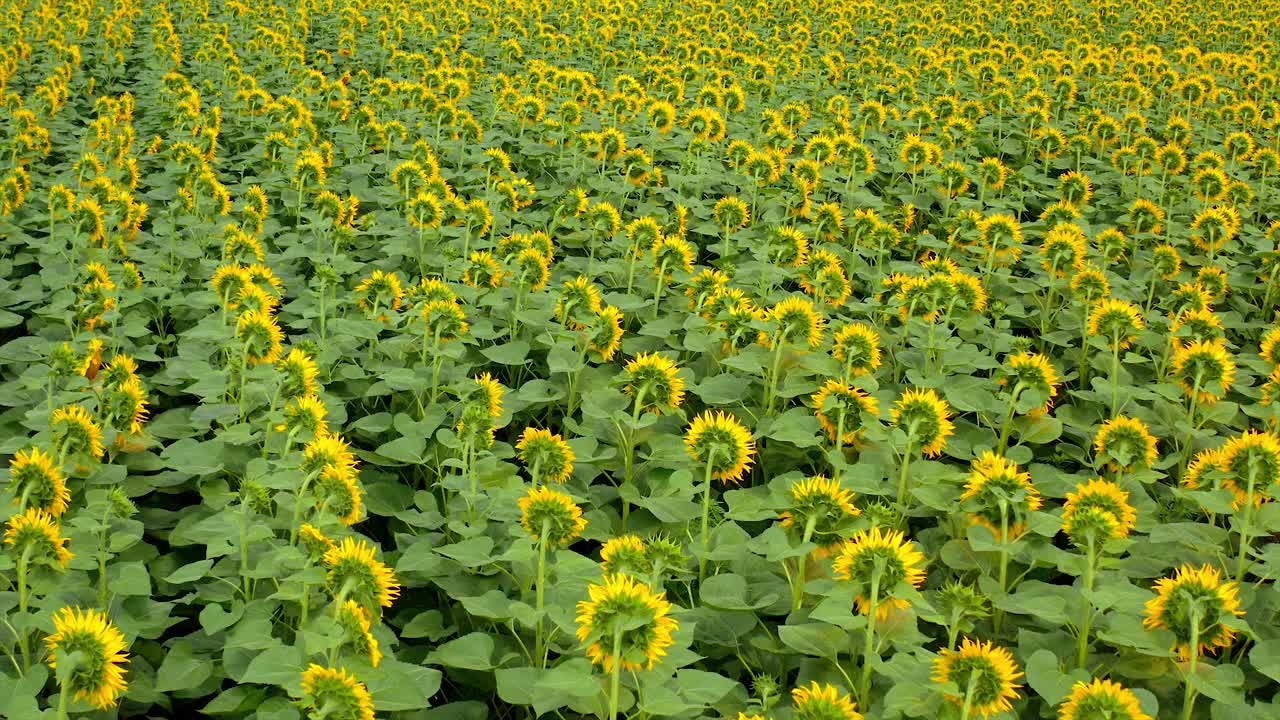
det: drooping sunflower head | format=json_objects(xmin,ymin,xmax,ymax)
[
  {"xmin": 1166, "ymin": 282, "xmax": 1214, "ymax": 320},
  {"xmin": 831, "ymin": 323, "xmax": 882, "ymax": 377},
  {"xmin": 600, "ymin": 534, "xmax": 649, "ymax": 576},
  {"xmin": 1169, "ymin": 308, "xmax": 1224, "ymax": 352},
  {"xmin": 684, "ymin": 411, "xmax": 756, "ymax": 483},
  {"xmin": 999, "ymin": 352, "xmax": 1059, "ymax": 410},
  {"xmin": 832, "ymin": 527, "xmax": 927, "ymax": 619},
  {"xmin": 586, "ymin": 305, "xmax": 625, "ymax": 362},
  {"xmin": 236, "ymin": 309, "xmax": 285, "ymax": 365},
  {"xmin": 1087, "ymin": 298, "xmax": 1144, "ymax": 350},
  {"xmin": 1170, "ymin": 339, "xmax": 1235, "ymax": 405},
  {"xmin": 277, "ymin": 394, "xmax": 329, "ymax": 437},
  {"xmin": 1151, "ymin": 243, "xmax": 1181, "ymax": 279},
  {"xmin": 513, "ymin": 248, "xmax": 552, "ymax": 291},
  {"xmin": 1070, "ymin": 267, "xmax": 1110, "ymax": 304},
  {"xmin": 651, "ymin": 235, "xmax": 696, "ymax": 278},
  {"xmin": 622, "ymin": 353, "xmax": 686, "ymax": 414},
  {"xmin": 299, "ymin": 665, "xmax": 375, "ymax": 720},
  {"xmin": 211, "ymin": 264, "xmax": 250, "ymax": 306},
  {"xmin": 1058, "ymin": 170, "xmax": 1094, "ymax": 207},
  {"xmin": 102, "ymin": 376, "xmax": 149, "ymax": 438},
  {"xmin": 890, "ymin": 388, "xmax": 954, "ymax": 458},
  {"xmin": 517, "ymin": 428, "xmax": 575, "ymax": 484},
  {"xmin": 932, "ymin": 638, "xmax": 1023, "ymax": 718},
  {"xmin": 791, "ymin": 681, "xmax": 863, "ymax": 720},
  {"xmin": 50, "ymin": 404, "xmax": 105, "ymax": 462},
  {"xmin": 277, "ymin": 348, "xmax": 320, "ymax": 400},
  {"xmin": 575, "ymin": 573, "xmax": 678, "ymax": 672},
  {"xmin": 298, "ymin": 523, "xmax": 336, "ymax": 560},
  {"xmin": 1261, "ymin": 327, "xmax": 1280, "ymax": 366},
  {"xmin": 421, "ymin": 300, "xmax": 469, "ymax": 342},
  {"xmin": 778, "ymin": 475, "xmax": 860, "ymax": 553},
  {"xmin": 1093, "ymin": 416, "xmax": 1159, "ymax": 472},
  {"xmin": 336, "ymin": 601, "xmax": 382, "ymax": 668},
  {"xmin": 1218, "ymin": 430, "xmax": 1280, "ymax": 507},
  {"xmin": 768, "ymin": 296, "xmax": 825, "ymax": 349},
  {"xmin": 4, "ymin": 507, "xmax": 73, "ymax": 567},
  {"xmin": 1058, "ymin": 678, "xmax": 1153, "ymax": 720},
  {"xmin": 1062, "ymin": 478, "xmax": 1138, "ymax": 544},
  {"xmin": 1142, "ymin": 564, "xmax": 1242, "ymax": 657},
  {"xmin": 518, "ymin": 486, "xmax": 588, "ymax": 546},
  {"xmin": 948, "ymin": 271, "xmax": 989, "ymax": 314},
  {"xmin": 472, "ymin": 373, "xmax": 504, "ymax": 419},
  {"xmin": 323, "ymin": 537, "xmax": 400, "ymax": 611},
  {"xmin": 811, "ymin": 380, "xmax": 879, "ymax": 446},
  {"xmin": 44, "ymin": 606, "xmax": 129, "ymax": 709},
  {"xmin": 713, "ymin": 195, "xmax": 750, "ymax": 232},
  {"xmin": 1040, "ymin": 224, "xmax": 1088, "ymax": 277},
  {"xmin": 99, "ymin": 353, "xmax": 139, "ymax": 388},
  {"xmin": 555, "ymin": 276, "xmax": 605, "ymax": 330},
  {"xmin": 8, "ymin": 446, "xmax": 70, "ymax": 517},
  {"xmin": 407, "ymin": 278, "xmax": 457, "ymax": 308},
  {"xmin": 961, "ymin": 452, "xmax": 1042, "ymax": 539},
  {"xmin": 313, "ymin": 465, "xmax": 364, "ymax": 526},
  {"xmin": 301, "ymin": 432, "xmax": 359, "ymax": 477},
  {"xmin": 463, "ymin": 250, "xmax": 506, "ymax": 289},
  {"xmin": 683, "ymin": 269, "xmax": 731, "ymax": 311},
  {"xmin": 1195, "ymin": 266, "xmax": 1228, "ymax": 301}
]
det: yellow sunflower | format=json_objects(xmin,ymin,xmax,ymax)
[
  {"xmin": 684, "ymin": 411, "xmax": 756, "ymax": 483},
  {"xmin": 575, "ymin": 573, "xmax": 678, "ymax": 672},
  {"xmin": 1058, "ymin": 678, "xmax": 1152, "ymax": 720},
  {"xmin": 932, "ymin": 638, "xmax": 1023, "ymax": 718},
  {"xmin": 516, "ymin": 428, "xmax": 576, "ymax": 484},
  {"xmin": 1143, "ymin": 564, "xmax": 1242, "ymax": 657},
  {"xmin": 299, "ymin": 665, "xmax": 375, "ymax": 720},
  {"xmin": 832, "ymin": 527, "xmax": 927, "ymax": 619},
  {"xmin": 323, "ymin": 537, "xmax": 401, "ymax": 610},
  {"xmin": 45, "ymin": 607, "xmax": 130, "ymax": 709}
]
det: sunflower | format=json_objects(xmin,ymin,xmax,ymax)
[
  {"xmin": 961, "ymin": 452, "xmax": 1042, "ymax": 540},
  {"xmin": 1058, "ymin": 678, "xmax": 1152, "ymax": 720},
  {"xmin": 600, "ymin": 534, "xmax": 649, "ymax": 576},
  {"xmin": 313, "ymin": 465, "xmax": 364, "ymax": 526},
  {"xmin": 518, "ymin": 486, "xmax": 588, "ymax": 546},
  {"xmin": 1087, "ymin": 299, "xmax": 1144, "ymax": 351},
  {"xmin": 932, "ymin": 638, "xmax": 1023, "ymax": 718},
  {"xmin": 299, "ymin": 665, "xmax": 375, "ymax": 720},
  {"xmin": 50, "ymin": 404, "xmax": 105, "ymax": 461},
  {"xmin": 421, "ymin": 300, "xmax": 469, "ymax": 342},
  {"xmin": 1169, "ymin": 308, "xmax": 1224, "ymax": 352},
  {"xmin": 768, "ymin": 296, "xmax": 825, "ymax": 349},
  {"xmin": 1170, "ymin": 340, "xmax": 1235, "ymax": 405},
  {"xmin": 651, "ymin": 235, "xmax": 695, "ymax": 279},
  {"xmin": 1062, "ymin": 478, "xmax": 1138, "ymax": 544},
  {"xmin": 1040, "ymin": 224, "xmax": 1088, "ymax": 277},
  {"xmin": 684, "ymin": 411, "xmax": 756, "ymax": 483},
  {"xmin": 998, "ymin": 352, "xmax": 1059, "ymax": 411},
  {"xmin": 277, "ymin": 348, "xmax": 320, "ymax": 399},
  {"xmin": 1166, "ymin": 282, "xmax": 1214, "ymax": 319},
  {"xmin": 575, "ymin": 573, "xmax": 678, "ymax": 672},
  {"xmin": 336, "ymin": 600, "xmax": 383, "ymax": 668},
  {"xmin": 891, "ymin": 388, "xmax": 954, "ymax": 458},
  {"xmin": 472, "ymin": 373, "xmax": 504, "ymax": 419},
  {"xmin": 791, "ymin": 682, "xmax": 863, "ymax": 720},
  {"xmin": 586, "ymin": 305, "xmax": 625, "ymax": 362},
  {"xmin": 555, "ymin": 276, "xmax": 605, "ymax": 330},
  {"xmin": 779, "ymin": 476, "xmax": 861, "ymax": 555},
  {"xmin": 463, "ymin": 251, "xmax": 506, "ymax": 289},
  {"xmin": 1151, "ymin": 244, "xmax": 1181, "ymax": 279},
  {"xmin": 1218, "ymin": 430, "xmax": 1280, "ymax": 508},
  {"xmin": 44, "ymin": 607, "xmax": 129, "ymax": 709},
  {"xmin": 237, "ymin": 309, "xmax": 285, "ymax": 365},
  {"xmin": 8, "ymin": 447, "xmax": 70, "ymax": 517},
  {"xmin": 684, "ymin": 269, "xmax": 731, "ymax": 311},
  {"xmin": 323, "ymin": 537, "xmax": 400, "ymax": 610},
  {"xmin": 831, "ymin": 323, "xmax": 882, "ymax": 378},
  {"xmin": 832, "ymin": 527, "xmax": 927, "ymax": 619},
  {"xmin": 1093, "ymin": 416, "xmax": 1159, "ymax": 472},
  {"xmin": 103, "ymin": 376, "xmax": 149, "ymax": 437},
  {"xmin": 299, "ymin": 523, "xmax": 336, "ymax": 560},
  {"xmin": 1143, "ymin": 564, "xmax": 1243, "ymax": 657},
  {"xmin": 811, "ymin": 379, "xmax": 879, "ymax": 446},
  {"xmin": 1070, "ymin": 267, "xmax": 1110, "ymax": 304},
  {"xmin": 4, "ymin": 507, "xmax": 73, "ymax": 567},
  {"xmin": 1058, "ymin": 171, "xmax": 1094, "ymax": 207},
  {"xmin": 517, "ymin": 428, "xmax": 576, "ymax": 484},
  {"xmin": 301, "ymin": 432, "xmax": 359, "ymax": 477},
  {"xmin": 277, "ymin": 394, "xmax": 329, "ymax": 437},
  {"xmin": 712, "ymin": 196, "xmax": 750, "ymax": 233},
  {"xmin": 622, "ymin": 353, "xmax": 686, "ymax": 414},
  {"xmin": 1261, "ymin": 327, "xmax": 1280, "ymax": 366}
]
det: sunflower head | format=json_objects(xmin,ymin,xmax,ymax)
[
  {"xmin": 1169, "ymin": 308, "xmax": 1224, "ymax": 352},
  {"xmin": 779, "ymin": 475, "xmax": 861, "ymax": 554},
  {"xmin": 50, "ymin": 404, "xmax": 105, "ymax": 462},
  {"xmin": 323, "ymin": 537, "xmax": 400, "ymax": 611},
  {"xmin": 891, "ymin": 388, "xmax": 954, "ymax": 458},
  {"xmin": 684, "ymin": 411, "xmax": 756, "ymax": 483},
  {"xmin": 313, "ymin": 465, "xmax": 363, "ymax": 526},
  {"xmin": 277, "ymin": 394, "xmax": 329, "ymax": 437},
  {"xmin": 1151, "ymin": 244, "xmax": 1181, "ymax": 279},
  {"xmin": 102, "ymin": 376, "xmax": 149, "ymax": 437},
  {"xmin": 1218, "ymin": 430, "xmax": 1280, "ymax": 507},
  {"xmin": 44, "ymin": 607, "xmax": 129, "ymax": 709},
  {"xmin": 517, "ymin": 428, "xmax": 575, "ymax": 484},
  {"xmin": 1070, "ymin": 267, "xmax": 1110, "ymax": 304},
  {"xmin": 1058, "ymin": 678, "xmax": 1153, "ymax": 720},
  {"xmin": 301, "ymin": 432, "xmax": 358, "ymax": 477},
  {"xmin": 421, "ymin": 300, "xmax": 469, "ymax": 342},
  {"xmin": 1087, "ymin": 299, "xmax": 1144, "ymax": 350},
  {"xmin": 575, "ymin": 573, "xmax": 678, "ymax": 672},
  {"xmin": 600, "ymin": 534, "xmax": 649, "ymax": 576},
  {"xmin": 1170, "ymin": 339, "xmax": 1235, "ymax": 405},
  {"xmin": 463, "ymin": 251, "xmax": 506, "ymax": 289},
  {"xmin": 472, "ymin": 373, "xmax": 504, "ymax": 419},
  {"xmin": 791, "ymin": 681, "xmax": 863, "ymax": 720},
  {"xmin": 236, "ymin": 309, "xmax": 285, "ymax": 365},
  {"xmin": 768, "ymin": 296, "xmax": 825, "ymax": 349},
  {"xmin": 4, "ymin": 507, "xmax": 73, "ymax": 567},
  {"xmin": 277, "ymin": 348, "xmax": 320, "ymax": 400},
  {"xmin": 811, "ymin": 380, "xmax": 879, "ymax": 446},
  {"xmin": 1143, "ymin": 564, "xmax": 1243, "ymax": 657},
  {"xmin": 1261, "ymin": 327, "xmax": 1280, "ymax": 366},
  {"xmin": 999, "ymin": 352, "xmax": 1059, "ymax": 411},
  {"xmin": 1062, "ymin": 478, "xmax": 1138, "ymax": 544},
  {"xmin": 932, "ymin": 638, "xmax": 1023, "ymax": 718},
  {"xmin": 519, "ymin": 486, "xmax": 588, "ymax": 546},
  {"xmin": 832, "ymin": 527, "xmax": 927, "ymax": 619},
  {"xmin": 336, "ymin": 600, "xmax": 383, "ymax": 668},
  {"xmin": 684, "ymin": 269, "xmax": 731, "ymax": 311},
  {"xmin": 8, "ymin": 447, "xmax": 70, "ymax": 517},
  {"xmin": 555, "ymin": 276, "xmax": 605, "ymax": 330},
  {"xmin": 831, "ymin": 323, "xmax": 882, "ymax": 377},
  {"xmin": 299, "ymin": 665, "xmax": 375, "ymax": 720},
  {"xmin": 961, "ymin": 452, "xmax": 1043, "ymax": 540},
  {"xmin": 1093, "ymin": 416, "xmax": 1159, "ymax": 472},
  {"xmin": 622, "ymin": 353, "xmax": 686, "ymax": 414},
  {"xmin": 586, "ymin": 305, "xmax": 625, "ymax": 362},
  {"xmin": 299, "ymin": 523, "xmax": 336, "ymax": 560}
]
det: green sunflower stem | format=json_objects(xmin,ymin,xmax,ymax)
[
  {"xmin": 792, "ymin": 516, "xmax": 818, "ymax": 611},
  {"xmin": 857, "ymin": 560, "xmax": 883, "ymax": 704},
  {"xmin": 1109, "ymin": 334, "xmax": 1122, "ymax": 416},
  {"xmin": 996, "ymin": 384, "xmax": 1024, "ymax": 455},
  {"xmin": 763, "ymin": 334, "xmax": 786, "ymax": 415},
  {"xmin": 958, "ymin": 669, "xmax": 979, "ymax": 720},
  {"xmin": 698, "ymin": 448, "xmax": 719, "ymax": 584},
  {"xmin": 535, "ymin": 519, "xmax": 550, "ymax": 669},
  {"xmin": 607, "ymin": 624, "xmax": 625, "ymax": 720},
  {"xmin": 896, "ymin": 437, "xmax": 915, "ymax": 510},
  {"xmin": 1178, "ymin": 373, "xmax": 1204, "ymax": 477},
  {"xmin": 1078, "ymin": 312, "xmax": 1092, "ymax": 389},
  {"xmin": 1235, "ymin": 464, "xmax": 1257, "ymax": 583},
  {"xmin": 54, "ymin": 675, "xmax": 72, "ymax": 720},
  {"xmin": 289, "ymin": 471, "xmax": 318, "ymax": 545},
  {"xmin": 1181, "ymin": 605, "xmax": 1203, "ymax": 720},
  {"xmin": 651, "ymin": 260, "xmax": 669, "ymax": 320},
  {"xmin": 994, "ymin": 500, "xmax": 1010, "ymax": 636},
  {"xmin": 1076, "ymin": 532, "xmax": 1096, "ymax": 668}
]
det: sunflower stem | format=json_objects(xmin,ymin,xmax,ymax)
[
  {"xmin": 698, "ymin": 448, "xmax": 719, "ymax": 584},
  {"xmin": 996, "ymin": 384, "xmax": 1024, "ymax": 455},
  {"xmin": 1076, "ymin": 531, "xmax": 1096, "ymax": 668},
  {"xmin": 1235, "ymin": 463, "xmax": 1257, "ymax": 583},
  {"xmin": 54, "ymin": 675, "xmax": 71, "ymax": 720},
  {"xmin": 896, "ymin": 434, "xmax": 916, "ymax": 510},
  {"xmin": 1109, "ymin": 332, "xmax": 1122, "ymax": 416},
  {"xmin": 994, "ymin": 499, "xmax": 1010, "ymax": 635},
  {"xmin": 763, "ymin": 334, "xmax": 787, "ymax": 415},
  {"xmin": 791, "ymin": 516, "xmax": 818, "ymax": 611},
  {"xmin": 1181, "ymin": 604, "xmax": 1203, "ymax": 720},
  {"xmin": 607, "ymin": 624, "xmax": 624, "ymax": 720},
  {"xmin": 857, "ymin": 559, "xmax": 883, "ymax": 704},
  {"xmin": 651, "ymin": 259, "xmax": 669, "ymax": 320},
  {"xmin": 535, "ymin": 519, "xmax": 550, "ymax": 669},
  {"xmin": 958, "ymin": 669, "xmax": 979, "ymax": 720}
]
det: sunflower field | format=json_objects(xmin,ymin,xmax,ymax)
[{"xmin": 4, "ymin": 0, "xmax": 1280, "ymax": 717}]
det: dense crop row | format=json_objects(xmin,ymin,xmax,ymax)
[{"xmin": 2, "ymin": 0, "xmax": 1280, "ymax": 718}]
